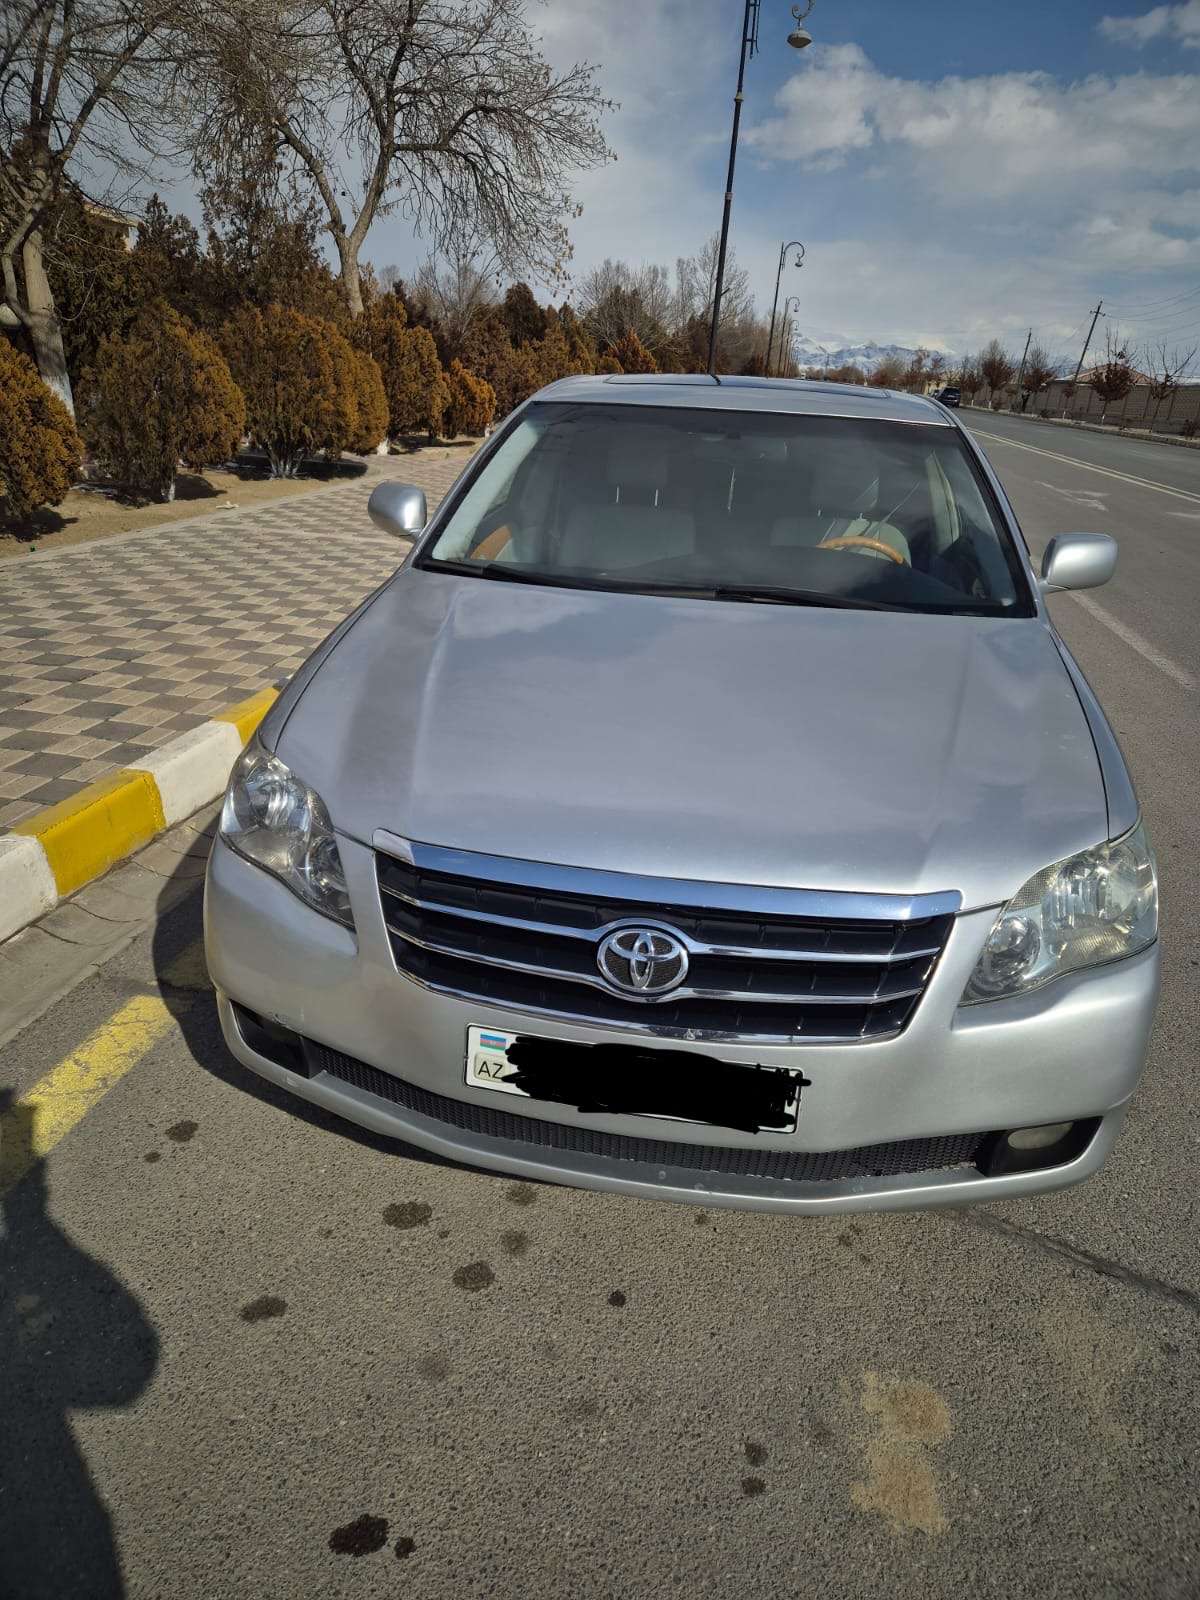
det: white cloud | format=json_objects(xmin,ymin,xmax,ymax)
[
  {"xmin": 748, "ymin": 45, "xmax": 1200, "ymax": 201},
  {"xmin": 1100, "ymin": 1, "xmax": 1200, "ymax": 48}
]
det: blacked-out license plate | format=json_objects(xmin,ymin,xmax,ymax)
[{"xmin": 466, "ymin": 1026, "xmax": 805, "ymax": 1134}]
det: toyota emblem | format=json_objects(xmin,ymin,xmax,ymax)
[{"xmin": 596, "ymin": 926, "xmax": 689, "ymax": 996}]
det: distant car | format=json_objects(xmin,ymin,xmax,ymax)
[
  {"xmin": 931, "ymin": 385, "xmax": 961, "ymax": 407},
  {"xmin": 206, "ymin": 375, "xmax": 1159, "ymax": 1215}
]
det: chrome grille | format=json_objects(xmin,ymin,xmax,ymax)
[{"xmin": 375, "ymin": 841, "xmax": 956, "ymax": 1044}]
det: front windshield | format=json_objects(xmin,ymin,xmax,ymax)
[{"xmin": 421, "ymin": 401, "xmax": 1030, "ymax": 615}]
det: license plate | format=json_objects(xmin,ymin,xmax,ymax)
[
  {"xmin": 466, "ymin": 1027, "xmax": 529, "ymax": 1097},
  {"xmin": 465, "ymin": 1026, "xmax": 804, "ymax": 1133}
]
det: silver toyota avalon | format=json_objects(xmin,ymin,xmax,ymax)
[{"xmin": 204, "ymin": 375, "xmax": 1160, "ymax": 1213}]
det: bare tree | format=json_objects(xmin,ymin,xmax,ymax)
[
  {"xmin": 673, "ymin": 234, "xmax": 753, "ymax": 330},
  {"xmin": 576, "ymin": 236, "xmax": 755, "ymax": 368},
  {"xmin": 1, "ymin": 0, "xmax": 191, "ymax": 409},
  {"xmin": 411, "ymin": 242, "xmax": 498, "ymax": 359},
  {"xmin": 185, "ymin": 0, "xmax": 613, "ymax": 318},
  {"xmin": 866, "ymin": 353, "xmax": 908, "ymax": 389},
  {"xmin": 1019, "ymin": 343, "xmax": 1059, "ymax": 411},
  {"xmin": 979, "ymin": 338, "xmax": 1015, "ymax": 401},
  {"xmin": 575, "ymin": 257, "xmax": 674, "ymax": 351},
  {"xmin": 1088, "ymin": 326, "xmax": 1136, "ymax": 423},
  {"xmin": 955, "ymin": 353, "xmax": 982, "ymax": 402},
  {"xmin": 1145, "ymin": 339, "xmax": 1197, "ymax": 431}
]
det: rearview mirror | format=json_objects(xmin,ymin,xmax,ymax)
[
  {"xmin": 368, "ymin": 482, "xmax": 427, "ymax": 538},
  {"xmin": 1039, "ymin": 532, "xmax": 1117, "ymax": 594}
]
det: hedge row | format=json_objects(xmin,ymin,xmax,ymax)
[{"xmin": 1, "ymin": 299, "xmax": 501, "ymax": 516}]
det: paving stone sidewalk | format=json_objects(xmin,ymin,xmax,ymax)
[{"xmin": 0, "ymin": 449, "xmax": 474, "ymax": 830}]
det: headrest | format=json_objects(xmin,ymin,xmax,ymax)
[
  {"xmin": 606, "ymin": 426, "xmax": 671, "ymax": 491},
  {"xmin": 811, "ymin": 449, "xmax": 876, "ymax": 517}
]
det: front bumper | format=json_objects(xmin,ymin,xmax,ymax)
[{"xmin": 203, "ymin": 834, "xmax": 1160, "ymax": 1214}]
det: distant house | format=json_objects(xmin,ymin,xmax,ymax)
[
  {"xmin": 1076, "ymin": 362, "xmax": 1154, "ymax": 387},
  {"xmin": 81, "ymin": 199, "xmax": 139, "ymax": 250}
]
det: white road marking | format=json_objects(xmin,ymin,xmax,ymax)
[
  {"xmin": 1035, "ymin": 479, "xmax": 1108, "ymax": 511},
  {"xmin": 971, "ymin": 426, "xmax": 1198, "ymax": 688},
  {"xmin": 1066, "ymin": 592, "xmax": 1197, "ymax": 692},
  {"xmin": 973, "ymin": 429, "xmax": 1200, "ymax": 507}
]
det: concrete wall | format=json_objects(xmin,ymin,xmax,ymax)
[{"xmin": 974, "ymin": 381, "xmax": 1200, "ymax": 434}]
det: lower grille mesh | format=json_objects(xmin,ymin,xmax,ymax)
[{"xmin": 308, "ymin": 1041, "xmax": 988, "ymax": 1185}]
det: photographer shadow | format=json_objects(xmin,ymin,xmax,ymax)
[{"xmin": 0, "ymin": 1096, "xmax": 159, "ymax": 1600}]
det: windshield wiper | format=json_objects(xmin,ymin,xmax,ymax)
[
  {"xmin": 428, "ymin": 559, "xmax": 580, "ymax": 588},
  {"xmin": 704, "ymin": 583, "xmax": 903, "ymax": 611},
  {"xmin": 429, "ymin": 562, "xmax": 923, "ymax": 612}
]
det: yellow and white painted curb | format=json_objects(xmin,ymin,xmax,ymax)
[{"xmin": 0, "ymin": 687, "xmax": 277, "ymax": 943}]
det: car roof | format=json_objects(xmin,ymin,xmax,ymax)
[{"xmin": 531, "ymin": 373, "xmax": 952, "ymax": 425}]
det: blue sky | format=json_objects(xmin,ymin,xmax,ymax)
[{"xmin": 443, "ymin": 0, "xmax": 1200, "ymax": 363}]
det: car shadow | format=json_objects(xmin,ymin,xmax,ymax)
[
  {"xmin": 149, "ymin": 838, "xmax": 452, "ymax": 1172},
  {"xmin": 0, "ymin": 1094, "xmax": 159, "ymax": 1600}
]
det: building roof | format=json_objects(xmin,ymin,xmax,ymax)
[
  {"xmin": 534, "ymin": 373, "xmax": 950, "ymax": 424},
  {"xmin": 1075, "ymin": 364, "xmax": 1154, "ymax": 386},
  {"xmin": 82, "ymin": 199, "xmax": 140, "ymax": 228}
]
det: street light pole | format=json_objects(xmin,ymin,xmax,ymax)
[
  {"xmin": 765, "ymin": 239, "xmax": 804, "ymax": 375},
  {"xmin": 706, "ymin": 2, "xmax": 814, "ymax": 375},
  {"xmin": 777, "ymin": 295, "xmax": 801, "ymax": 377}
]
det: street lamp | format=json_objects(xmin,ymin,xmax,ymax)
[
  {"xmin": 765, "ymin": 240, "xmax": 804, "ymax": 376},
  {"xmin": 706, "ymin": 0, "xmax": 816, "ymax": 375},
  {"xmin": 778, "ymin": 295, "xmax": 801, "ymax": 377},
  {"xmin": 787, "ymin": 3, "xmax": 815, "ymax": 48}
]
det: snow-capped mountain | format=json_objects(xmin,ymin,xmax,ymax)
[{"xmin": 790, "ymin": 337, "xmax": 957, "ymax": 377}]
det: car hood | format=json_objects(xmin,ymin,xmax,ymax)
[{"xmin": 276, "ymin": 571, "xmax": 1108, "ymax": 910}]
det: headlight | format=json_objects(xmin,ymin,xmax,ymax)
[
  {"xmin": 219, "ymin": 738, "xmax": 354, "ymax": 928},
  {"xmin": 962, "ymin": 820, "xmax": 1157, "ymax": 1004}
]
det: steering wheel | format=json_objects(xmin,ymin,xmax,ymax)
[
  {"xmin": 467, "ymin": 507, "xmax": 516, "ymax": 561},
  {"xmin": 820, "ymin": 534, "xmax": 909, "ymax": 566}
]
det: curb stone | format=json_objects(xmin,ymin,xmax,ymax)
[{"xmin": 0, "ymin": 687, "xmax": 277, "ymax": 943}]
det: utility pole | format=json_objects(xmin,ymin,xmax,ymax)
[
  {"xmin": 1014, "ymin": 328, "xmax": 1032, "ymax": 409},
  {"xmin": 1066, "ymin": 301, "xmax": 1103, "ymax": 416}
]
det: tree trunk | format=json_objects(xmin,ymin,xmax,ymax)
[
  {"xmin": 336, "ymin": 234, "xmax": 364, "ymax": 318},
  {"xmin": 21, "ymin": 229, "xmax": 75, "ymax": 415}
]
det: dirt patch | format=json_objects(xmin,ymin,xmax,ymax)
[
  {"xmin": 1, "ymin": 439, "xmax": 480, "ymax": 559},
  {"xmin": 0, "ymin": 460, "xmax": 372, "ymax": 559},
  {"xmin": 1039, "ymin": 1299, "xmax": 1146, "ymax": 1446},
  {"xmin": 849, "ymin": 1370, "xmax": 953, "ymax": 1536}
]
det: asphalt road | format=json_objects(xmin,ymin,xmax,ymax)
[{"xmin": 2, "ymin": 412, "xmax": 1199, "ymax": 1599}]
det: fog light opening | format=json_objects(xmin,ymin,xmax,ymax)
[
  {"xmin": 1008, "ymin": 1121, "xmax": 1074, "ymax": 1151},
  {"xmin": 981, "ymin": 1118, "xmax": 1100, "ymax": 1178},
  {"xmin": 230, "ymin": 1001, "xmax": 312, "ymax": 1077}
]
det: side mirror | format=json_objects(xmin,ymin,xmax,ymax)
[
  {"xmin": 1039, "ymin": 532, "xmax": 1117, "ymax": 594},
  {"xmin": 368, "ymin": 482, "xmax": 427, "ymax": 538}
]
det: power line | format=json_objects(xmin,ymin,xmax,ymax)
[{"xmin": 1105, "ymin": 279, "xmax": 1200, "ymax": 312}]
